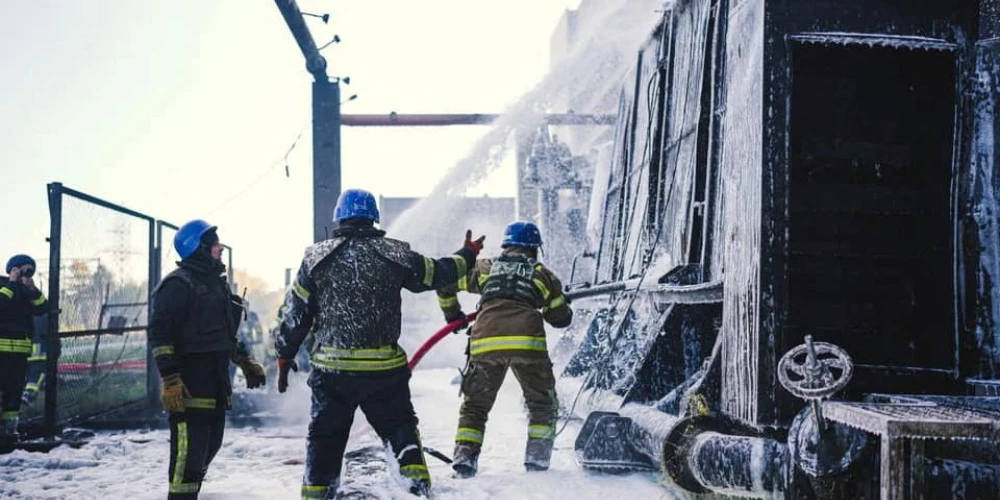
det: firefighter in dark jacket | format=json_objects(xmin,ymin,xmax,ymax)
[
  {"xmin": 436, "ymin": 221, "xmax": 572, "ymax": 477},
  {"xmin": 149, "ymin": 220, "xmax": 267, "ymax": 499},
  {"xmin": 0, "ymin": 254, "xmax": 47, "ymax": 447},
  {"xmin": 275, "ymin": 188, "xmax": 485, "ymax": 499}
]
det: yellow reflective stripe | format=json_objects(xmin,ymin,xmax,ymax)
[
  {"xmin": 469, "ymin": 336, "xmax": 547, "ymax": 356},
  {"xmin": 456, "ymin": 427, "xmax": 484, "ymax": 444},
  {"xmin": 0, "ymin": 338, "xmax": 32, "ymax": 354},
  {"xmin": 458, "ymin": 273, "xmax": 469, "ymax": 291},
  {"xmin": 422, "ymin": 257, "xmax": 435, "ymax": 287},
  {"xmin": 0, "ymin": 411, "xmax": 18, "ymax": 421},
  {"xmin": 27, "ymin": 356, "xmax": 46, "ymax": 362},
  {"xmin": 31, "ymin": 294, "xmax": 46, "ymax": 306},
  {"xmin": 170, "ymin": 483, "xmax": 200, "ymax": 494},
  {"xmin": 312, "ymin": 345, "xmax": 409, "ymax": 371},
  {"xmin": 400, "ymin": 464, "xmax": 430, "ymax": 480},
  {"xmin": 293, "ymin": 280, "xmax": 311, "ymax": 301},
  {"xmin": 533, "ymin": 278, "xmax": 551, "ymax": 300},
  {"xmin": 152, "ymin": 345, "xmax": 174, "ymax": 357},
  {"xmin": 173, "ymin": 422, "xmax": 189, "ymax": 491},
  {"xmin": 477, "ymin": 274, "xmax": 490, "ymax": 288},
  {"xmin": 0, "ymin": 287, "xmax": 13, "ymax": 299},
  {"xmin": 183, "ymin": 398, "xmax": 217, "ymax": 409},
  {"xmin": 451, "ymin": 255, "xmax": 467, "ymax": 279},
  {"xmin": 310, "ymin": 356, "xmax": 408, "ymax": 372},
  {"xmin": 302, "ymin": 485, "xmax": 329, "ymax": 499},
  {"xmin": 317, "ymin": 346, "xmax": 404, "ymax": 359},
  {"xmin": 438, "ymin": 295, "xmax": 459, "ymax": 308},
  {"xmin": 528, "ymin": 424, "xmax": 555, "ymax": 439},
  {"xmin": 548, "ymin": 295, "xmax": 566, "ymax": 309}
]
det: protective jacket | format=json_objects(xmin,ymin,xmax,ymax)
[
  {"xmin": 436, "ymin": 248, "xmax": 572, "ymax": 360},
  {"xmin": 0, "ymin": 277, "xmax": 47, "ymax": 347},
  {"xmin": 149, "ymin": 256, "xmax": 247, "ymax": 411},
  {"xmin": 276, "ymin": 224, "xmax": 476, "ymax": 373}
]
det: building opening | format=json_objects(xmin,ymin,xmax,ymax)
[{"xmin": 787, "ymin": 43, "xmax": 956, "ymax": 372}]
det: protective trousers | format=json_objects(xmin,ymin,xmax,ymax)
[
  {"xmin": 455, "ymin": 356, "xmax": 558, "ymax": 469},
  {"xmin": 0, "ymin": 353, "xmax": 28, "ymax": 431},
  {"xmin": 168, "ymin": 411, "xmax": 226, "ymax": 499},
  {"xmin": 302, "ymin": 368, "xmax": 429, "ymax": 499}
]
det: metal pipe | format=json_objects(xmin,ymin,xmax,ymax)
[
  {"xmin": 340, "ymin": 113, "xmax": 616, "ymax": 127},
  {"xmin": 687, "ymin": 432, "xmax": 788, "ymax": 498},
  {"xmin": 274, "ymin": 0, "xmax": 327, "ymax": 79}
]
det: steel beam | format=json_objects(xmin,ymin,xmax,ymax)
[{"xmin": 341, "ymin": 113, "xmax": 616, "ymax": 127}]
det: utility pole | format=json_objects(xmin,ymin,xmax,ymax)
[{"xmin": 274, "ymin": 0, "xmax": 341, "ymax": 243}]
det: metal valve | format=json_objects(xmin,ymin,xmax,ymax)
[{"xmin": 778, "ymin": 335, "xmax": 853, "ymax": 429}]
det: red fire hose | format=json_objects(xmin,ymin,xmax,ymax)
[{"xmin": 408, "ymin": 311, "xmax": 478, "ymax": 370}]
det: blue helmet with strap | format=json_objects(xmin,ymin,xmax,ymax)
[
  {"xmin": 174, "ymin": 219, "xmax": 217, "ymax": 260},
  {"xmin": 334, "ymin": 188, "xmax": 380, "ymax": 223},
  {"xmin": 502, "ymin": 221, "xmax": 542, "ymax": 248}
]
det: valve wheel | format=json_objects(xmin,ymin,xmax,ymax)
[{"xmin": 778, "ymin": 338, "xmax": 853, "ymax": 400}]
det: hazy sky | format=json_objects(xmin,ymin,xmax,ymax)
[{"xmin": 1, "ymin": 0, "xmax": 580, "ymax": 289}]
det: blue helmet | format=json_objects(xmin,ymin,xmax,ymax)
[
  {"xmin": 502, "ymin": 221, "xmax": 542, "ymax": 248},
  {"xmin": 174, "ymin": 219, "xmax": 217, "ymax": 260},
  {"xmin": 6, "ymin": 254, "xmax": 35, "ymax": 274},
  {"xmin": 334, "ymin": 188, "xmax": 380, "ymax": 223}
]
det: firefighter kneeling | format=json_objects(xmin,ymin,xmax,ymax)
[
  {"xmin": 275, "ymin": 189, "xmax": 484, "ymax": 499},
  {"xmin": 437, "ymin": 221, "xmax": 573, "ymax": 477}
]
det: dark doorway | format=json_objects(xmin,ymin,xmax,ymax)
[{"xmin": 787, "ymin": 44, "xmax": 956, "ymax": 371}]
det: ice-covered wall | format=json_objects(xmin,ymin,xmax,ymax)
[{"xmin": 719, "ymin": 0, "xmax": 764, "ymax": 425}]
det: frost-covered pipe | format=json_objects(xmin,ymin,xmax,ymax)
[
  {"xmin": 687, "ymin": 432, "xmax": 788, "ymax": 498},
  {"xmin": 617, "ymin": 403, "xmax": 680, "ymax": 464}
]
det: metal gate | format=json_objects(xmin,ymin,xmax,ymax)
[{"xmin": 32, "ymin": 183, "xmax": 237, "ymax": 437}]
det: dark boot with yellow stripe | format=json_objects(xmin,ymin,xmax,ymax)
[{"xmin": 301, "ymin": 478, "xmax": 339, "ymax": 500}]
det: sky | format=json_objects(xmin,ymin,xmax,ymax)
[{"xmin": 0, "ymin": 0, "xmax": 582, "ymax": 289}]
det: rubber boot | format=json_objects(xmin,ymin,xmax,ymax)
[
  {"xmin": 451, "ymin": 442, "xmax": 481, "ymax": 478},
  {"xmin": 524, "ymin": 437, "xmax": 553, "ymax": 471},
  {"xmin": 408, "ymin": 478, "xmax": 431, "ymax": 497}
]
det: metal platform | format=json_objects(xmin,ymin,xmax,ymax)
[{"xmin": 822, "ymin": 400, "xmax": 1000, "ymax": 500}]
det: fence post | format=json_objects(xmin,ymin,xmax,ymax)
[
  {"xmin": 147, "ymin": 220, "xmax": 159, "ymax": 410},
  {"xmin": 44, "ymin": 183, "xmax": 63, "ymax": 439}
]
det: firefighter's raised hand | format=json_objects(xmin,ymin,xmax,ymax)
[
  {"xmin": 277, "ymin": 357, "xmax": 299, "ymax": 393},
  {"xmin": 239, "ymin": 358, "xmax": 267, "ymax": 389},
  {"xmin": 160, "ymin": 374, "xmax": 190, "ymax": 413},
  {"xmin": 464, "ymin": 230, "xmax": 486, "ymax": 256}
]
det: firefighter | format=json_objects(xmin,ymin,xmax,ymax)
[
  {"xmin": 437, "ymin": 221, "xmax": 573, "ymax": 477},
  {"xmin": 0, "ymin": 254, "xmax": 47, "ymax": 448},
  {"xmin": 275, "ymin": 188, "xmax": 485, "ymax": 499},
  {"xmin": 149, "ymin": 220, "xmax": 267, "ymax": 499}
]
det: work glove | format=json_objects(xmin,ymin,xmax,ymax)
[
  {"xmin": 447, "ymin": 310, "xmax": 470, "ymax": 334},
  {"xmin": 463, "ymin": 230, "xmax": 486, "ymax": 257},
  {"xmin": 160, "ymin": 374, "xmax": 191, "ymax": 413},
  {"xmin": 277, "ymin": 358, "xmax": 299, "ymax": 394},
  {"xmin": 238, "ymin": 358, "xmax": 267, "ymax": 389}
]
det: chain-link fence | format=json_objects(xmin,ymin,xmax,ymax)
[{"xmin": 29, "ymin": 183, "xmax": 237, "ymax": 437}]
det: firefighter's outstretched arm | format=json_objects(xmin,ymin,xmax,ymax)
[
  {"xmin": 149, "ymin": 279, "xmax": 193, "ymax": 412},
  {"xmin": 275, "ymin": 263, "xmax": 316, "ymax": 393},
  {"xmin": 404, "ymin": 230, "xmax": 484, "ymax": 293},
  {"xmin": 437, "ymin": 258, "xmax": 489, "ymax": 327}
]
